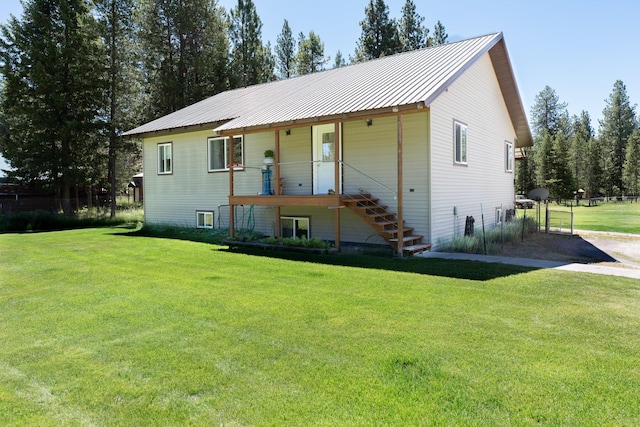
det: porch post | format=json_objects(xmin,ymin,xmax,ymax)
[
  {"xmin": 334, "ymin": 122, "xmax": 341, "ymax": 251},
  {"xmin": 228, "ymin": 136, "xmax": 235, "ymax": 238},
  {"xmin": 397, "ymin": 115, "xmax": 404, "ymax": 257},
  {"xmin": 275, "ymin": 130, "xmax": 281, "ymax": 241}
]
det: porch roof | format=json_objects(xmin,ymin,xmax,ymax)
[{"xmin": 124, "ymin": 32, "xmax": 532, "ymax": 148}]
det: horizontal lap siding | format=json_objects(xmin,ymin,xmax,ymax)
[
  {"xmin": 143, "ymin": 130, "xmax": 278, "ymax": 230},
  {"xmin": 429, "ymin": 53, "xmax": 516, "ymax": 246}
]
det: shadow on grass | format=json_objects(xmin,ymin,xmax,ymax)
[
  {"xmin": 118, "ymin": 227, "xmax": 537, "ymax": 281},
  {"xmin": 217, "ymin": 246, "xmax": 537, "ymax": 281}
]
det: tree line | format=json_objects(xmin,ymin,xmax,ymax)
[
  {"xmin": 518, "ymin": 82, "xmax": 640, "ymax": 200},
  {"xmin": 0, "ymin": 0, "xmax": 446, "ymax": 216}
]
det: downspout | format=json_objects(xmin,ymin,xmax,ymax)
[{"xmin": 229, "ymin": 136, "xmax": 235, "ymax": 238}]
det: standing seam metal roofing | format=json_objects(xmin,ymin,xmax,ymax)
[{"xmin": 123, "ymin": 32, "xmax": 532, "ymax": 147}]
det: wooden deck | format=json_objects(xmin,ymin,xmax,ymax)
[{"xmin": 229, "ymin": 194, "xmax": 343, "ymax": 207}]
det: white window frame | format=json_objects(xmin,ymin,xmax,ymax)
[
  {"xmin": 454, "ymin": 121, "xmax": 468, "ymax": 165},
  {"xmin": 208, "ymin": 136, "xmax": 244, "ymax": 172},
  {"xmin": 158, "ymin": 142, "xmax": 172, "ymax": 174},
  {"xmin": 495, "ymin": 208, "xmax": 503, "ymax": 225},
  {"xmin": 196, "ymin": 211, "xmax": 214, "ymax": 229},
  {"xmin": 505, "ymin": 141, "xmax": 514, "ymax": 173},
  {"xmin": 281, "ymin": 216, "xmax": 310, "ymax": 239}
]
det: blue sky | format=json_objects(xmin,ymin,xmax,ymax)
[{"xmin": 0, "ymin": 0, "xmax": 638, "ymax": 143}]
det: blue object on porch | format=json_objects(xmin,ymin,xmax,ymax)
[{"xmin": 261, "ymin": 164, "xmax": 273, "ymax": 195}]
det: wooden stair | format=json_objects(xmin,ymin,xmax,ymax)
[{"xmin": 342, "ymin": 194, "xmax": 432, "ymax": 256}]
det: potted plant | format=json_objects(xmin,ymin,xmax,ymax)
[{"xmin": 263, "ymin": 149, "xmax": 275, "ymax": 165}]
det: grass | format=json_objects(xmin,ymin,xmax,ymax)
[
  {"xmin": 517, "ymin": 200, "xmax": 640, "ymax": 234},
  {"xmin": 1, "ymin": 227, "xmax": 640, "ymax": 425},
  {"xmin": 0, "ymin": 207, "xmax": 143, "ymax": 233}
]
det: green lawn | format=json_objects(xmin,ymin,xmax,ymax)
[
  {"xmin": 1, "ymin": 227, "xmax": 639, "ymax": 425},
  {"xmin": 519, "ymin": 200, "xmax": 640, "ymax": 234}
]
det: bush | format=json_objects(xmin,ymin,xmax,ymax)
[
  {"xmin": 0, "ymin": 209, "xmax": 143, "ymax": 233},
  {"xmin": 437, "ymin": 217, "xmax": 537, "ymax": 255}
]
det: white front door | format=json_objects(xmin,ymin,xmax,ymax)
[{"xmin": 313, "ymin": 124, "xmax": 340, "ymax": 195}]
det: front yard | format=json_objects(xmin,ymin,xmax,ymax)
[{"xmin": 1, "ymin": 227, "xmax": 639, "ymax": 425}]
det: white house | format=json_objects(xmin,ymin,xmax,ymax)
[{"xmin": 124, "ymin": 32, "xmax": 532, "ymax": 256}]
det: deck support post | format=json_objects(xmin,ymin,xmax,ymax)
[
  {"xmin": 229, "ymin": 135, "xmax": 235, "ymax": 238},
  {"xmin": 275, "ymin": 130, "xmax": 281, "ymax": 241},
  {"xmin": 334, "ymin": 122, "xmax": 341, "ymax": 251},
  {"xmin": 397, "ymin": 115, "xmax": 404, "ymax": 257}
]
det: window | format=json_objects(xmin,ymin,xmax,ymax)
[
  {"xmin": 196, "ymin": 211, "xmax": 214, "ymax": 229},
  {"xmin": 495, "ymin": 208, "xmax": 503, "ymax": 225},
  {"xmin": 208, "ymin": 136, "xmax": 244, "ymax": 171},
  {"xmin": 158, "ymin": 142, "xmax": 172, "ymax": 174},
  {"xmin": 505, "ymin": 141, "xmax": 514, "ymax": 172},
  {"xmin": 454, "ymin": 121, "xmax": 467, "ymax": 164},
  {"xmin": 281, "ymin": 216, "xmax": 310, "ymax": 239}
]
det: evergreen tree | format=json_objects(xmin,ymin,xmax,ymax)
[
  {"xmin": 623, "ymin": 130, "xmax": 640, "ymax": 196},
  {"xmin": 275, "ymin": 19, "xmax": 295, "ymax": 79},
  {"xmin": 228, "ymin": 0, "xmax": 272, "ymax": 87},
  {"xmin": 398, "ymin": 0, "xmax": 427, "ymax": 51},
  {"xmin": 530, "ymin": 86, "xmax": 570, "ymax": 138},
  {"xmin": 585, "ymin": 137, "xmax": 605, "ymax": 198},
  {"xmin": 515, "ymin": 147, "xmax": 536, "ymax": 194},
  {"xmin": 599, "ymin": 80, "xmax": 637, "ymax": 195},
  {"xmin": 0, "ymin": 0, "xmax": 106, "ymax": 214},
  {"xmin": 295, "ymin": 31, "xmax": 328, "ymax": 75},
  {"xmin": 333, "ymin": 50, "xmax": 347, "ymax": 68},
  {"xmin": 354, "ymin": 0, "xmax": 401, "ymax": 61},
  {"xmin": 430, "ymin": 20, "xmax": 448, "ymax": 45},
  {"xmin": 570, "ymin": 111, "xmax": 593, "ymax": 196},
  {"xmin": 95, "ymin": 0, "xmax": 143, "ymax": 217},
  {"xmin": 139, "ymin": 0, "xmax": 229, "ymax": 119},
  {"xmin": 535, "ymin": 131, "xmax": 554, "ymax": 189},
  {"xmin": 550, "ymin": 130, "xmax": 575, "ymax": 199}
]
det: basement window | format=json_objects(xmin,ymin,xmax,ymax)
[
  {"xmin": 196, "ymin": 211, "xmax": 214, "ymax": 229},
  {"xmin": 281, "ymin": 216, "xmax": 310, "ymax": 239}
]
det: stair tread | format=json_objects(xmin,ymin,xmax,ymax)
[
  {"xmin": 402, "ymin": 244, "xmax": 432, "ymax": 252},
  {"xmin": 380, "ymin": 227, "xmax": 413, "ymax": 233},
  {"xmin": 389, "ymin": 235, "xmax": 424, "ymax": 243}
]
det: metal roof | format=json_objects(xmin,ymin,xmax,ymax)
[{"xmin": 124, "ymin": 32, "xmax": 532, "ymax": 147}]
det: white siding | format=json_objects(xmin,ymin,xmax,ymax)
[
  {"xmin": 429, "ymin": 52, "xmax": 516, "ymax": 247},
  {"xmin": 142, "ymin": 129, "xmax": 279, "ymax": 231}
]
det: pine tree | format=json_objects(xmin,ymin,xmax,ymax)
[
  {"xmin": 333, "ymin": 50, "xmax": 347, "ymax": 68},
  {"xmin": 295, "ymin": 31, "xmax": 328, "ymax": 75},
  {"xmin": 430, "ymin": 20, "xmax": 448, "ymax": 45},
  {"xmin": 398, "ymin": 0, "xmax": 427, "ymax": 51},
  {"xmin": 550, "ymin": 130, "xmax": 575, "ymax": 199},
  {"xmin": 139, "ymin": 0, "xmax": 229, "ymax": 119},
  {"xmin": 228, "ymin": 0, "xmax": 272, "ymax": 87},
  {"xmin": 570, "ymin": 111, "xmax": 593, "ymax": 196},
  {"xmin": 585, "ymin": 137, "xmax": 605, "ymax": 198},
  {"xmin": 623, "ymin": 130, "xmax": 640, "ymax": 196},
  {"xmin": 0, "ymin": 0, "xmax": 106, "ymax": 214},
  {"xmin": 530, "ymin": 86, "xmax": 570, "ymax": 138},
  {"xmin": 599, "ymin": 80, "xmax": 637, "ymax": 195},
  {"xmin": 354, "ymin": 0, "xmax": 401, "ymax": 61},
  {"xmin": 275, "ymin": 19, "xmax": 295, "ymax": 79},
  {"xmin": 95, "ymin": 0, "xmax": 143, "ymax": 217}
]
